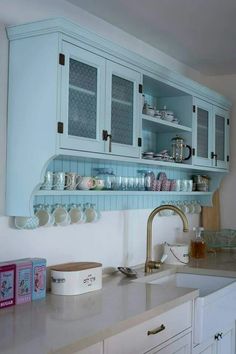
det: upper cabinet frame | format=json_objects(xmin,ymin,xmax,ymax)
[{"xmin": 5, "ymin": 18, "xmax": 232, "ymax": 216}]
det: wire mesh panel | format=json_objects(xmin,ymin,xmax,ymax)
[
  {"xmin": 197, "ymin": 107, "xmax": 209, "ymax": 158},
  {"xmin": 111, "ymin": 75, "xmax": 134, "ymax": 145},
  {"xmin": 215, "ymin": 115, "xmax": 225, "ymax": 161},
  {"xmin": 68, "ymin": 59, "xmax": 97, "ymax": 139}
]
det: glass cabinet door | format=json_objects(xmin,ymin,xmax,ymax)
[
  {"xmin": 192, "ymin": 98, "xmax": 213, "ymax": 167},
  {"xmin": 105, "ymin": 61, "xmax": 141, "ymax": 158},
  {"xmin": 213, "ymin": 106, "xmax": 229, "ymax": 169},
  {"xmin": 60, "ymin": 42, "xmax": 106, "ymax": 153}
]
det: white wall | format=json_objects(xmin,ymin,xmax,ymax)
[{"xmin": 0, "ymin": 0, "xmax": 203, "ymax": 267}]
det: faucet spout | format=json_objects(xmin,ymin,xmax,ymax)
[{"xmin": 145, "ymin": 204, "xmax": 189, "ymax": 273}]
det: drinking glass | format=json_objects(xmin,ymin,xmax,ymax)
[
  {"xmin": 121, "ymin": 177, "xmax": 128, "ymax": 191},
  {"xmin": 127, "ymin": 177, "xmax": 134, "ymax": 191}
]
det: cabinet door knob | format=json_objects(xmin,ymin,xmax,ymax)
[
  {"xmin": 102, "ymin": 130, "xmax": 112, "ymax": 152},
  {"xmin": 147, "ymin": 324, "xmax": 165, "ymax": 336},
  {"xmin": 211, "ymin": 152, "xmax": 218, "ymax": 166},
  {"xmin": 214, "ymin": 332, "xmax": 223, "ymax": 341}
]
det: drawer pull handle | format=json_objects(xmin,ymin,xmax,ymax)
[{"xmin": 147, "ymin": 324, "xmax": 165, "ymax": 336}]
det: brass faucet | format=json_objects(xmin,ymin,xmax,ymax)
[{"xmin": 145, "ymin": 204, "xmax": 189, "ymax": 273}]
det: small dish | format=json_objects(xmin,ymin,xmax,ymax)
[
  {"xmin": 143, "ymin": 151, "xmax": 154, "ymax": 155},
  {"xmin": 143, "ymin": 156, "xmax": 154, "ymax": 160},
  {"xmin": 147, "ymin": 109, "xmax": 155, "ymax": 116},
  {"xmin": 164, "ymin": 116, "xmax": 174, "ymax": 122},
  {"xmin": 142, "ymin": 152, "xmax": 154, "ymax": 158}
]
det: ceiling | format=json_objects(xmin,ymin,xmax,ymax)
[{"xmin": 66, "ymin": 0, "xmax": 236, "ymax": 75}]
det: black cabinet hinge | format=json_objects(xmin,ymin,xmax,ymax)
[
  {"xmin": 227, "ymin": 118, "xmax": 230, "ymax": 125},
  {"xmin": 139, "ymin": 84, "xmax": 143, "ymax": 94},
  {"xmin": 227, "ymin": 155, "xmax": 229, "ymax": 162},
  {"xmin": 192, "ymin": 148, "xmax": 196, "ymax": 156},
  {"xmin": 138, "ymin": 137, "xmax": 142, "ymax": 147},
  {"xmin": 57, "ymin": 122, "xmax": 64, "ymax": 134},
  {"xmin": 193, "ymin": 105, "xmax": 196, "ymax": 113},
  {"xmin": 59, "ymin": 53, "xmax": 65, "ymax": 66}
]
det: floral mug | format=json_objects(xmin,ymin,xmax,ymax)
[{"xmin": 77, "ymin": 177, "xmax": 97, "ymax": 190}]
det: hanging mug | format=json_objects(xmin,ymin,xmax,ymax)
[
  {"xmin": 52, "ymin": 204, "xmax": 71, "ymax": 226},
  {"xmin": 68, "ymin": 204, "xmax": 86, "ymax": 224},
  {"xmin": 84, "ymin": 203, "xmax": 100, "ymax": 223},
  {"xmin": 35, "ymin": 204, "xmax": 55, "ymax": 227}
]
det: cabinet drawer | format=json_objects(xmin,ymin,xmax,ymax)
[{"xmin": 104, "ymin": 301, "xmax": 192, "ymax": 354}]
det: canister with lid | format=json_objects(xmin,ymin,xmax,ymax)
[
  {"xmin": 50, "ymin": 262, "xmax": 102, "ymax": 296},
  {"xmin": 94, "ymin": 168, "xmax": 115, "ymax": 190}
]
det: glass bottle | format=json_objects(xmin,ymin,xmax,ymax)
[
  {"xmin": 137, "ymin": 170, "xmax": 155, "ymax": 191},
  {"xmin": 191, "ymin": 227, "xmax": 206, "ymax": 258}
]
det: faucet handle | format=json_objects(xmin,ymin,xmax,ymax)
[
  {"xmin": 160, "ymin": 254, "xmax": 168, "ymax": 263},
  {"xmin": 147, "ymin": 260, "xmax": 161, "ymax": 270}
]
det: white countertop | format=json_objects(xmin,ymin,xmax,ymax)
[{"xmin": 1, "ymin": 251, "xmax": 236, "ymax": 354}]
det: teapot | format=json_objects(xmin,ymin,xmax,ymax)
[{"xmin": 171, "ymin": 136, "xmax": 192, "ymax": 163}]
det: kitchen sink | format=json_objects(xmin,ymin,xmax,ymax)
[
  {"xmin": 149, "ymin": 272, "xmax": 235, "ymax": 297},
  {"xmin": 142, "ymin": 272, "xmax": 236, "ymax": 345}
]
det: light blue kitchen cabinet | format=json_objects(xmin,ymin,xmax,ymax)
[
  {"xmin": 60, "ymin": 43, "xmax": 141, "ymax": 157},
  {"xmin": 5, "ymin": 18, "xmax": 231, "ymax": 217},
  {"xmin": 192, "ymin": 98, "xmax": 229, "ymax": 169}
]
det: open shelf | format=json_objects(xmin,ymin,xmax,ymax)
[
  {"xmin": 36, "ymin": 190, "xmax": 212, "ymax": 197},
  {"xmin": 142, "ymin": 114, "xmax": 192, "ymax": 133}
]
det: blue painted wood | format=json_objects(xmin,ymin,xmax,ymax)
[
  {"xmin": 157, "ymin": 96, "xmax": 193, "ymax": 128},
  {"xmin": 142, "ymin": 115, "xmax": 192, "ymax": 133},
  {"xmin": 6, "ymin": 33, "xmax": 59, "ymax": 216},
  {"xmin": 6, "ymin": 18, "xmax": 230, "ymax": 216},
  {"xmin": 7, "ymin": 18, "xmax": 232, "ymax": 109},
  {"xmin": 34, "ymin": 157, "xmax": 215, "ymax": 212}
]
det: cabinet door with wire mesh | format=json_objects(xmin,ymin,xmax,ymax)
[
  {"xmin": 105, "ymin": 61, "xmax": 141, "ymax": 158},
  {"xmin": 192, "ymin": 98, "xmax": 213, "ymax": 167},
  {"xmin": 60, "ymin": 42, "xmax": 106, "ymax": 153},
  {"xmin": 213, "ymin": 106, "xmax": 229, "ymax": 169}
]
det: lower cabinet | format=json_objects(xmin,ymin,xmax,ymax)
[
  {"xmin": 75, "ymin": 342, "xmax": 103, "ymax": 354},
  {"xmin": 145, "ymin": 332, "xmax": 192, "ymax": 354},
  {"xmin": 104, "ymin": 301, "xmax": 192, "ymax": 354},
  {"xmin": 193, "ymin": 322, "xmax": 235, "ymax": 354},
  {"xmin": 217, "ymin": 324, "xmax": 235, "ymax": 354}
]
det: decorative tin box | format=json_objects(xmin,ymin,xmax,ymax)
[
  {"xmin": 0, "ymin": 263, "xmax": 16, "ymax": 308},
  {"xmin": 15, "ymin": 259, "xmax": 32, "ymax": 305},
  {"xmin": 50, "ymin": 262, "xmax": 102, "ymax": 296},
  {"xmin": 31, "ymin": 258, "xmax": 46, "ymax": 300}
]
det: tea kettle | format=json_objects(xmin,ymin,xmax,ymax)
[{"xmin": 171, "ymin": 136, "xmax": 192, "ymax": 163}]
